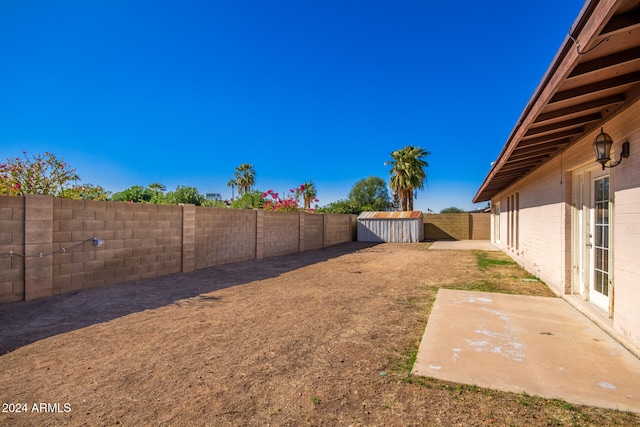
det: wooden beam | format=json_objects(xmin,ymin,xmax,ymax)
[
  {"xmin": 534, "ymin": 94, "xmax": 625, "ymax": 123},
  {"xmin": 500, "ymin": 159, "xmax": 547, "ymax": 173},
  {"xmin": 505, "ymin": 154, "xmax": 549, "ymax": 165},
  {"xmin": 525, "ymin": 113, "xmax": 601, "ymax": 136},
  {"xmin": 512, "ymin": 141, "xmax": 568, "ymax": 157},
  {"xmin": 521, "ymin": 128, "xmax": 581, "ymax": 145},
  {"xmin": 550, "ymin": 71, "xmax": 640, "ymax": 103},
  {"xmin": 494, "ymin": 169, "xmax": 530, "ymax": 177},
  {"xmin": 569, "ymin": 47, "xmax": 640, "ymax": 77},
  {"xmin": 488, "ymin": 178, "xmax": 526, "ymax": 187},
  {"xmin": 600, "ymin": 8, "xmax": 640, "ymax": 36},
  {"xmin": 492, "ymin": 172, "xmax": 526, "ymax": 180},
  {"xmin": 517, "ymin": 137, "xmax": 572, "ymax": 151},
  {"xmin": 508, "ymin": 153, "xmax": 555, "ymax": 164},
  {"xmin": 490, "ymin": 171, "xmax": 530, "ymax": 183}
]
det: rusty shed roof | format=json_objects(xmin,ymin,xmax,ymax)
[{"xmin": 357, "ymin": 211, "xmax": 423, "ymax": 219}]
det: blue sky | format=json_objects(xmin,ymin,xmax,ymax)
[{"xmin": 1, "ymin": 0, "xmax": 585, "ymax": 212}]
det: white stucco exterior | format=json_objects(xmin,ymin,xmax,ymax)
[
  {"xmin": 474, "ymin": 0, "xmax": 640, "ymax": 356},
  {"xmin": 490, "ymin": 99, "xmax": 640, "ymax": 353}
]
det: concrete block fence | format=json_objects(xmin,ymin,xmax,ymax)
[
  {"xmin": 423, "ymin": 213, "xmax": 491, "ymax": 241},
  {"xmin": 0, "ymin": 195, "xmax": 356, "ymax": 304}
]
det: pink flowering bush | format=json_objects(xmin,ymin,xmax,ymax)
[
  {"xmin": 262, "ymin": 184, "xmax": 319, "ymax": 212},
  {"xmin": 262, "ymin": 189, "xmax": 298, "ymax": 212},
  {"xmin": 1, "ymin": 151, "xmax": 79, "ymax": 196}
]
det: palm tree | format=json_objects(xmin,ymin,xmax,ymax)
[
  {"xmin": 147, "ymin": 182, "xmax": 166, "ymax": 195},
  {"xmin": 386, "ymin": 146, "xmax": 429, "ymax": 211},
  {"xmin": 405, "ymin": 145, "xmax": 429, "ymax": 210},
  {"xmin": 301, "ymin": 180, "xmax": 318, "ymax": 210},
  {"xmin": 389, "ymin": 166, "xmax": 411, "ymax": 211},
  {"xmin": 227, "ymin": 178, "xmax": 237, "ymax": 200},
  {"xmin": 234, "ymin": 163, "xmax": 255, "ymax": 195}
]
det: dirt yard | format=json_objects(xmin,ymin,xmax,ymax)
[{"xmin": 0, "ymin": 242, "xmax": 638, "ymax": 426}]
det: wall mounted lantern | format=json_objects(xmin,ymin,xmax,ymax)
[{"xmin": 593, "ymin": 128, "xmax": 630, "ymax": 170}]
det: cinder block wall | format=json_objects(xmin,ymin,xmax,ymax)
[
  {"xmin": 23, "ymin": 196, "xmax": 54, "ymax": 300},
  {"xmin": 52, "ymin": 199, "xmax": 184, "ymax": 295},
  {"xmin": 324, "ymin": 214, "xmax": 353, "ymax": 247},
  {"xmin": 0, "ymin": 196, "xmax": 355, "ymax": 303},
  {"xmin": 423, "ymin": 213, "xmax": 470, "ymax": 240},
  {"xmin": 470, "ymin": 213, "xmax": 491, "ymax": 239},
  {"xmin": 264, "ymin": 211, "xmax": 300, "ymax": 257},
  {"xmin": 422, "ymin": 213, "xmax": 489, "ymax": 240},
  {"xmin": 301, "ymin": 212, "xmax": 324, "ymax": 251},
  {"xmin": 195, "ymin": 207, "xmax": 257, "ymax": 269},
  {"xmin": 0, "ymin": 196, "xmax": 26, "ymax": 303}
]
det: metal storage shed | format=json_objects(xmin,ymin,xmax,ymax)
[{"xmin": 357, "ymin": 211, "xmax": 424, "ymax": 243}]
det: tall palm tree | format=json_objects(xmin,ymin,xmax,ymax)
[
  {"xmin": 301, "ymin": 180, "xmax": 318, "ymax": 210},
  {"xmin": 226, "ymin": 178, "xmax": 237, "ymax": 200},
  {"xmin": 387, "ymin": 146, "xmax": 429, "ymax": 211},
  {"xmin": 389, "ymin": 164, "xmax": 411, "ymax": 211},
  {"xmin": 234, "ymin": 163, "xmax": 255, "ymax": 195}
]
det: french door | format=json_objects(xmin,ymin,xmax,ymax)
[{"xmin": 573, "ymin": 168, "xmax": 611, "ymax": 313}]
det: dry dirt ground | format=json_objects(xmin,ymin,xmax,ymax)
[{"xmin": 1, "ymin": 242, "xmax": 638, "ymax": 426}]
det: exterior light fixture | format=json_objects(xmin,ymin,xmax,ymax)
[
  {"xmin": 593, "ymin": 128, "xmax": 630, "ymax": 170},
  {"xmin": 93, "ymin": 238, "xmax": 104, "ymax": 247}
]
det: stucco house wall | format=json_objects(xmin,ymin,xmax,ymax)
[
  {"xmin": 490, "ymin": 98, "xmax": 640, "ymax": 352},
  {"xmin": 493, "ymin": 154, "xmax": 567, "ymax": 295},
  {"xmin": 475, "ymin": 0, "xmax": 640, "ymax": 356}
]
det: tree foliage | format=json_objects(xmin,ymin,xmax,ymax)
[
  {"xmin": 111, "ymin": 185, "xmax": 155, "ymax": 203},
  {"xmin": 440, "ymin": 206, "xmax": 465, "ymax": 213},
  {"xmin": 234, "ymin": 163, "xmax": 255, "ymax": 195},
  {"xmin": 163, "ymin": 186, "xmax": 206, "ymax": 206},
  {"xmin": 318, "ymin": 176, "xmax": 391, "ymax": 215},
  {"xmin": 112, "ymin": 184, "xmax": 210, "ymax": 206},
  {"xmin": 230, "ymin": 190, "xmax": 265, "ymax": 209},
  {"xmin": 387, "ymin": 146, "xmax": 429, "ymax": 211},
  {"xmin": 1, "ymin": 151, "xmax": 79, "ymax": 196},
  {"xmin": 317, "ymin": 199, "xmax": 361, "ymax": 214},
  {"xmin": 202, "ymin": 199, "xmax": 228, "ymax": 208},
  {"xmin": 227, "ymin": 178, "xmax": 237, "ymax": 200},
  {"xmin": 59, "ymin": 184, "xmax": 111, "ymax": 201},
  {"xmin": 348, "ymin": 176, "xmax": 392, "ymax": 212},
  {"xmin": 147, "ymin": 182, "xmax": 166, "ymax": 195},
  {"xmin": 301, "ymin": 180, "xmax": 318, "ymax": 210}
]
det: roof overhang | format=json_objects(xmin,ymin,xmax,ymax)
[{"xmin": 474, "ymin": 0, "xmax": 640, "ymax": 203}]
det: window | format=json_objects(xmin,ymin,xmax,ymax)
[
  {"xmin": 515, "ymin": 192, "xmax": 519, "ymax": 251},
  {"xmin": 507, "ymin": 196, "xmax": 511, "ymax": 247},
  {"xmin": 593, "ymin": 177, "xmax": 610, "ymax": 299},
  {"xmin": 494, "ymin": 202, "xmax": 501, "ymax": 243},
  {"xmin": 507, "ymin": 193, "xmax": 519, "ymax": 251}
]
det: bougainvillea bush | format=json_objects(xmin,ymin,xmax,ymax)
[
  {"xmin": 262, "ymin": 189, "xmax": 298, "ymax": 212},
  {"xmin": 262, "ymin": 184, "xmax": 319, "ymax": 212},
  {"xmin": 0, "ymin": 151, "xmax": 79, "ymax": 196}
]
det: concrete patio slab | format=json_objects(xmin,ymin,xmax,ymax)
[
  {"xmin": 413, "ymin": 289, "xmax": 640, "ymax": 412},
  {"xmin": 428, "ymin": 240, "xmax": 499, "ymax": 251}
]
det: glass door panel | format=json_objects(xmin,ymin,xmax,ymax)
[{"xmin": 590, "ymin": 175, "xmax": 610, "ymax": 310}]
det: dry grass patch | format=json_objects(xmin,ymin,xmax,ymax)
[{"xmin": 0, "ymin": 242, "xmax": 636, "ymax": 426}]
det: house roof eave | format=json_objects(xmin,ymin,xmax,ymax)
[{"xmin": 474, "ymin": 0, "xmax": 640, "ymax": 203}]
